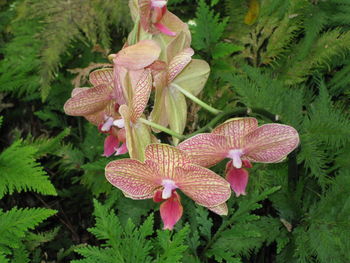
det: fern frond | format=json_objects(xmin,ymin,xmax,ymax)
[
  {"xmin": 0, "ymin": 207, "xmax": 56, "ymax": 250},
  {"xmin": 155, "ymin": 225, "xmax": 189, "ymax": 263},
  {"xmin": 0, "ymin": 140, "xmax": 57, "ymax": 198},
  {"xmin": 192, "ymin": 0, "xmax": 228, "ymax": 53}
]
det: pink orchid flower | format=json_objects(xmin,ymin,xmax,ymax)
[
  {"xmin": 178, "ymin": 118, "xmax": 300, "ymax": 197},
  {"xmin": 105, "ymin": 144, "xmax": 231, "ymax": 230},
  {"xmin": 139, "ymin": 0, "xmax": 176, "ymax": 36},
  {"xmin": 64, "ymin": 40, "xmax": 161, "ymax": 158},
  {"xmin": 64, "ymin": 68, "xmax": 128, "ymax": 157}
]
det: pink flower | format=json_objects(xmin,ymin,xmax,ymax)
[
  {"xmin": 105, "ymin": 144, "xmax": 231, "ymax": 230},
  {"xmin": 139, "ymin": 0, "xmax": 176, "ymax": 36},
  {"xmin": 178, "ymin": 118, "xmax": 300, "ymax": 196}
]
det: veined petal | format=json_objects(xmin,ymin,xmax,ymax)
[
  {"xmin": 207, "ymin": 203, "xmax": 228, "ymax": 216},
  {"xmin": 145, "ymin": 144, "xmax": 191, "ymax": 179},
  {"xmin": 172, "ymin": 59, "xmax": 210, "ymax": 96},
  {"xmin": 71, "ymin": 87, "xmax": 89, "ymax": 97},
  {"xmin": 175, "ymin": 164, "xmax": 231, "ymax": 207},
  {"xmin": 89, "ymin": 68, "xmax": 113, "ymax": 86},
  {"xmin": 114, "ymin": 40, "xmax": 161, "ymax": 70},
  {"xmin": 103, "ymin": 135, "xmax": 120, "ymax": 157},
  {"xmin": 165, "ymin": 30, "xmax": 192, "ymax": 63},
  {"xmin": 226, "ymin": 161, "xmax": 249, "ymax": 197},
  {"xmin": 105, "ymin": 158, "xmax": 160, "ymax": 199},
  {"xmin": 160, "ymin": 191, "xmax": 183, "ymax": 230},
  {"xmin": 167, "ymin": 48, "xmax": 194, "ymax": 84},
  {"xmin": 243, "ymin": 124, "xmax": 300, "ymax": 163},
  {"xmin": 64, "ymin": 84, "xmax": 112, "ymax": 116},
  {"xmin": 212, "ymin": 117, "xmax": 258, "ymax": 148},
  {"xmin": 130, "ymin": 69, "xmax": 152, "ymax": 122},
  {"xmin": 177, "ymin": 133, "xmax": 231, "ymax": 167},
  {"xmin": 165, "ymin": 86, "xmax": 187, "ymax": 145}
]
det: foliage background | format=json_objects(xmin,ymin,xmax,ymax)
[{"xmin": 0, "ymin": 0, "xmax": 350, "ymax": 262}]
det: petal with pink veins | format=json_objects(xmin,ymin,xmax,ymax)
[
  {"xmin": 105, "ymin": 159, "xmax": 160, "ymax": 199},
  {"xmin": 212, "ymin": 117, "xmax": 258, "ymax": 148},
  {"xmin": 207, "ymin": 203, "xmax": 228, "ymax": 216},
  {"xmin": 130, "ymin": 69, "xmax": 152, "ymax": 122},
  {"xmin": 89, "ymin": 68, "xmax": 113, "ymax": 86},
  {"xmin": 103, "ymin": 135, "xmax": 120, "ymax": 157},
  {"xmin": 178, "ymin": 133, "xmax": 231, "ymax": 167},
  {"xmin": 243, "ymin": 124, "xmax": 300, "ymax": 163},
  {"xmin": 167, "ymin": 48, "xmax": 194, "ymax": 84},
  {"xmin": 114, "ymin": 40, "xmax": 161, "ymax": 70},
  {"xmin": 226, "ymin": 161, "xmax": 249, "ymax": 197},
  {"xmin": 160, "ymin": 191, "xmax": 183, "ymax": 230},
  {"xmin": 64, "ymin": 84, "xmax": 112, "ymax": 116},
  {"xmin": 145, "ymin": 144, "xmax": 191, "ymax": 179},
  {"xmin": 174, "ymin": 164, "xmax": 231, "ymax": 207}
]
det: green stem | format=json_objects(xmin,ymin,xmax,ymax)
[
  {"xmin": 139, "ymin": 118, "xmax": 185, "ymax": 140},
  {"xmin": 171, "ymin": 83, "xmax": 222, "ymax": 115}
]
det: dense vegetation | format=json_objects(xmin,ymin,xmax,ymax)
[{"xmin": 1, "ymin": 0, "xmax": 350, "ymax": 262}]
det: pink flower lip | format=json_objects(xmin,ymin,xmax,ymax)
[
  {"xmin": 161, "ymin": 179, "xmax": 178, "ymax": 199},
  {"xmin": 227, "ymin": 149, "xmax": 244, "ymax": 168}
]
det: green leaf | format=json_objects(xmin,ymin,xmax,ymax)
[
  {"xmin": 0, "ymin": 140, "xmax": 57, "ymax": 198},
  {"xmin": 212, "ymin": 43, "xmax": 244, "ymax": 59}
]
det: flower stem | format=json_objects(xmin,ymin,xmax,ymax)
[
  {"xmin": 171, "ymin": 83, "xmax": 222, "ymax": 115},
  {"xmin": 139, "ymin": 118, "xmax": 185, "ymax": 140}
]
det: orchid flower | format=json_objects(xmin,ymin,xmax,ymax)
[
  {"xmin": 105, "ymin": 144, "xmax": 231, "ymax": 230},
  {"xmin": 178, "ymin": 118, "xmax": 300, "ymax": 197},
  {"xmin": 64, "ymin": 40, "xmax": 161, "ymax": 158},
  {"xmin": 64, "ymin": 68, "xmax": 128, "ymax": 157},
  {"xmin": 138, "ymin": 0, "xmax": 176, "ymax": 36},
  {"xmin": 149, "ymin": 34, "xmax": 210, "ymax": 144}
]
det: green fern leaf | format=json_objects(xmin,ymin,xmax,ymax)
[
  {"xmin": 155, "ymin": 225, "xmax": 189, "ymax": 263},
  {"xmin": 0, "ymin": 140, "xmax": 57, "ymax": 198},
  {"xmin": 0, "ymin": 207, "xmax": 56, "ymax": 250}
]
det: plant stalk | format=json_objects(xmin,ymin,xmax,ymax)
[
  {"xmin": 139, "ymin": 118, "xmax": 185, "ymax": 140},
  {"xmin": 171, "ymin": 83, "xmax": 222, "ymax": 115}
]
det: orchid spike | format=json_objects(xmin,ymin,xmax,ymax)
[
  {"xmin": 178, "ymin": 117, "xmax": 300, "ymax": 195},
  {"xmin": 105, "ymin": 144, "xmax": 231, "ymax": 230}
]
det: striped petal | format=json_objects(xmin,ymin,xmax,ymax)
[
  {"xmin": 71, "ymin": 87, "xmax": 89, "ymax": 97},
  {"xmin": 139, "ymin": 0, "xmax": 152, "ymax": 32},
  {"xmin": 89, "ymin": 68, "xmax": 113, "ymax": 86},
  {"xmin": 130, "ymin": 69, "xmax": 152, "ymax": 122},
  {"xmin": 167, "ymin": 48, "xmax": 194, "ymax": 84},
  {"xmin": 64, "ymin": 84, "xmax": 112, "ymax": 116},
  {"xmin": 243, "ymin": 124, "xmax": 300, "ymax": 163},
  {"xmin": 177, "ymin": 133, "xmax": 231, "ymax": 167},
  {"xmin": 212, "ymin": 117, "xmax": 258, "ymax": 149},
  {"xmin": 114, "ymin": 40, "xmax": 161, "ymax": 70},
  {"xmin": 105, "ymin": 159, "xmax": 160, "ymax": 199},
  {"xmin": 207, "ymin": 203, "xmax": 228, "ymax": 216},
  {"xmin": 174, "ymin": 164, "xmax": 231, "ymax": 207},
  {"xmin": 172, "ymin": 59, "xmax": 210, "ymax": 96},
  {"xmin": 160, "ymin": 191, "xmax": 183, "ymax": 230},
  {"xmin": 145, "ymin": 144, "xmax": 191, "ymax": 179}
]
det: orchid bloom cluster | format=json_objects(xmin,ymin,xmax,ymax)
[{"xmin": 63, "ymin": 0, "xmax": 300, "ymax": 230}]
